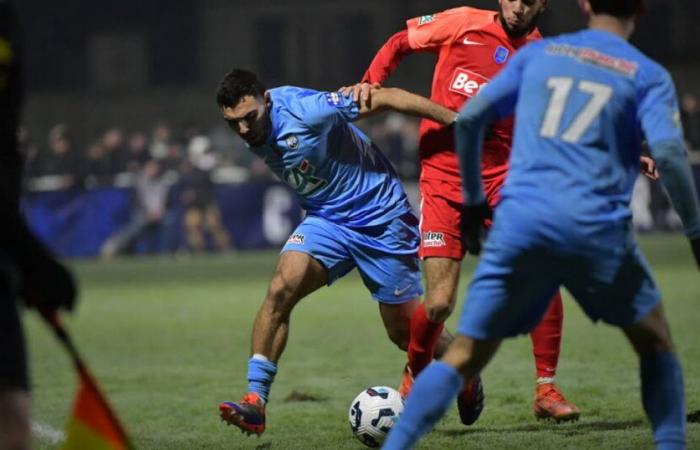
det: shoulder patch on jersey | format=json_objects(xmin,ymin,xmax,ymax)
[
  {"xmin": 494, "ymin": 46, "xmax": 510, "ymax": 64},
  {"xmin": 418, "ymin": 14, "xmax": 435, "ymax": 25},
  {"xmin": 325, "ymin": 92, "xmax": 342, "ymax": 107},
  {"xmin": 285, "ymin": 134, "xmax": 299, "ymax": 149}
]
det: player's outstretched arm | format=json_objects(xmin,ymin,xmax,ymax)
[
  {"xmin": 355, "ymin": 86, "xmax": 457, "ymax": 126},
  {"xmin": 649, "ymin": 140, "xmax": 700, "ymax": 269}
]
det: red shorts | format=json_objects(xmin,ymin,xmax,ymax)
[{"xmin": 418, "ymin": 176, "xmax": 504, "ymax": 259}]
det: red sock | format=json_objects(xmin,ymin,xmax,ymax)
[
  {"xmin": 530, "ymin": 291, "xmax": 563, "ymax": 379},
  {"xmin": 407, "ymin": 303, "xmax": 444, "ymax": 376}
]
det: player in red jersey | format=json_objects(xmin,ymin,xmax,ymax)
[{"xmin": 346, "ymin": 1, "xmax": 581, "ymax": 423}]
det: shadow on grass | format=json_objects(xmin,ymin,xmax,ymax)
[{"xmin": 437, "ymin": 418, "xmax": 646, "ymax": 437}]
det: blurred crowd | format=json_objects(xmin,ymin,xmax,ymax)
[
  {"xmin": 19, "ymin": 113, "xmax": 423, "ymax": 193},
  {"xmin": 17, "ymin": 92, "xmax": 700, "ymax": 258}
]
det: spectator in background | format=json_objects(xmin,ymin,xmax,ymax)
[
  {"xmin": 100, "ymin": 159, "xmax": 173, "ymax": 259},
  {"xmin": 681, "ymin": 92, "xmax": 700, "ymax": 151},
  {"xmin": 38, "ymin": 124, "xmax": 78, "ymax": 189},
  {"xmin": 101, "ymin": 127, "xmax": 127, "ymax": 173},
  {"xmin": 124, "ymin": 131, "xmax": 150, "ymax": 172},
  {"xmin": 81, "ymin": 140, "xmax": 113, "ymax": 188},
  {"xmin": 181, "ymin": 136, "xmax": 231, "ymax": 253},
  {"xmin": 149, "ymin": 122, "xmax": 171, "ymax": 160}
]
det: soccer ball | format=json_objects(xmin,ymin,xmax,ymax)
[{"xmin": 348, "ymin": 386, "xmax": 404, "ymax": 448}]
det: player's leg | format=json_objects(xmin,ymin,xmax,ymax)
[
  {"xmin": 383, "ymin": 335, "xmax": 501, "ymax": 450},
  {"xmin": 250, "ymin": 250, "xmax": 327, "ymax": 362},
  {"xmin": 410, "ymin": 178, "xmax": 464, "ymax": 378},
  {"xmin": 622, "ymin": 304, "xmax": 685, "ymax": 450},
  {"xmin": 220, "ymin": 218, "xmax": 352, "ymax": 436},
  {"xmin": 378, "ymin": 298, "xmax": 418, "ymax": 351},
  {"xmin": 0, "ymin": 262, "xmax": 31, "ymax": 450},
  {"xmin": 384, "ymin": 233, "xmax": 560, "ymax": 449},
  {"xmin": 565, "ymin": 233, "xmax": 684, "ymax": 449},
  {"xmin": 529, "ymin": 291, "xmax": 580, "ymax": 421},
  {"xmin": 409, "ymin": 257, "xmax": 460, "ymax": 373}
]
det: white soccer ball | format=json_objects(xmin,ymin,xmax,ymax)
[{"xmin": 348, "ymin": 386, "xmax": 404, "ymax": 448}]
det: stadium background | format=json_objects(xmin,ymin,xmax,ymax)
[{"xmin": 15, "ymin": 0, "xmax": 700, "ymax": 257}]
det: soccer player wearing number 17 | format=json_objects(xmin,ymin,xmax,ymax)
[
  {"xmin": 214, "ymin": 69, "xmax": 457, "ymax": 437},
  {"xmin": 383, "ymin": 0, "xmax": 700, "ymax": 449}
]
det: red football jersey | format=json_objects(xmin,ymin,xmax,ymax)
[{"xmin": 366, "ymin": 7, "xmax": 541, "ymax": 183}]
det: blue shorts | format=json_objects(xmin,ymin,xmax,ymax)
[
  {"xmin": 458, "ymin": 203, "xmax": 661, "ymax": 339},
  {"xmin": 281, "ymin": 212, "xmax": 423, "ymax": 304}
]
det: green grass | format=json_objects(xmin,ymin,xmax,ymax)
[{"xmin": 26, "ymin": 234, "xmax": 700, "ymax": 449}]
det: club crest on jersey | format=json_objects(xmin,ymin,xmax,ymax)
[
  {"xmin": 418, "ymin": 14, "xmax": 435, "ymax": 25},
  {"xmin": 422, "ymin": 231, "xmax": 446, "ymax": 247},
  {"xmin": 285, "ymin": 134, "xmax": 299, "ymax": 149},
  {"xmin": 284, "ymin": 159, "xmax": 328, "ymax": 196},
  {"xmin": 449, "ymin": 68, "xmax": 490, "ymax": 98},
  {"xmin": 494, "ymin": 46, "xmax": 510, "ymax": 64},
  {"xmin": 287, "ymin": 233, "xmax": 305, "ymax": 245},
  {"xmin": 325, "ymin": 92, "xmax": 342, "ymax": 107}
]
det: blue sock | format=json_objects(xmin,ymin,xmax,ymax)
[
  {"xmin": 640, "ymin": 352, "xmax": 685, "ymax": 450},
  {"xmin": 383, "ymin": 361, "xmax": 464, "ymax": 450},
  {"xmin": 247, "ymin": 356, "xmax": 277, "ymax": 403}
]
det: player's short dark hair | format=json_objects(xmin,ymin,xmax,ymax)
[
  {"xmin": 588, "ymin": 0, "xmax": 645, "ymax": 19},
  {"xmin": 216, "ymin": 69, "xmax": 266, "ymax": 108}
]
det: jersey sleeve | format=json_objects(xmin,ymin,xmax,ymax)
[
  {"xmin": 406, "ymin": 7, "xmax": 472, "ymax": 51},
  {"xmin": 362, "ymin": 30, "xmax": 414, "ymax": 84},
  {"xmin": 297, "ymin": 90, "xmax": 360, "ymax": 128},
  {"xmin": 637, "ymin": 67, "xmax": 684, "ymax": 147}
]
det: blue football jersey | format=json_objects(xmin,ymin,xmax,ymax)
[
  {"xmin": 478, "ymin": 29, "xmax": 684, "ymax": 225},
  {"xmin": 249, "ymin": 86, "xmax": 412, "ymax": 227}
]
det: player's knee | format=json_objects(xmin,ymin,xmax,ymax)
[
  {"xmin": 625, "ymin": 309, "xmax": 676, "ymax": 357},
  {"xmin": 265, "ymin": 276, "xmax": 298, "ymax": 317},
  {"xmin": 386, "ymin": 327, "xmax": 409, "ymax": 351}
]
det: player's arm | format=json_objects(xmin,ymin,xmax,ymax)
[
  {"xmin": 346, "ymin": 9, "xmax": 464, "ymax": 102},
  {"xmin": 355, "ymin": 86, "xmax": 456, "ymax": 126},
  {"xmin": 361, "ymin": 30, "xmax": 415, "ymax": 85},
  {"xmin": 639, "ymin": 69, "xmax": 700, "ymax": 268}
]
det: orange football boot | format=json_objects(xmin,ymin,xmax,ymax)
[{"xmin": 534, "ymin": 383, "xmax": 580, "ymax": 422}]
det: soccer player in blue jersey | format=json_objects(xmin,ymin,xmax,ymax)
[
  {"xmin": 214, "ymin": 69, "xmax": 458, "ymax": 436},
  {"xmin": 383, "ymin": 0, "xmax": 700, "ymax": 449}
]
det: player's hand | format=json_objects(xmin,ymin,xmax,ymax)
[
  {"xmin": 640, "ymin": 155, "xmax": 659, "ymax": 181},
  {"xmin": 691, "ymin": 237, "xmax": 700, "ymax": 270},
  {"xmin": 21, "ymin": 255, "xmax": 77, "ymax": 312},
  {"xmin": 339, "ymin": 82, "xmax": 380, "ymax": 106},
  {"xmin": 460, "ymin": 202, "xmax": 492, "ymax": 256}
]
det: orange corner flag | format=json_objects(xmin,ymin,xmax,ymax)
[{"xmin": 62, "ymin": 367, "xmax": 133, "ymax": 450}]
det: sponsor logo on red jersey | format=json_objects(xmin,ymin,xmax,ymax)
[
  {"xmin": 449, "ymin": 68, "xmax": 490, "ymax": 98},
  {"xmin": 422, "ymin": 231, "xmax": 446, "ymax": 247}
]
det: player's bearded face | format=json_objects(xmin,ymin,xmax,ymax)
[
  {"xmin": 221, "ymin": 94, "xmax": 272, "ymax": 146},
  {"xmin": 498, "ymin": 0, "xmax": 546, "ymax": 38}
]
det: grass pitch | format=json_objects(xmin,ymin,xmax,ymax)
[{"xmin": 26, "ymin": 234, "xmax": 700, "ymax": 449}]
